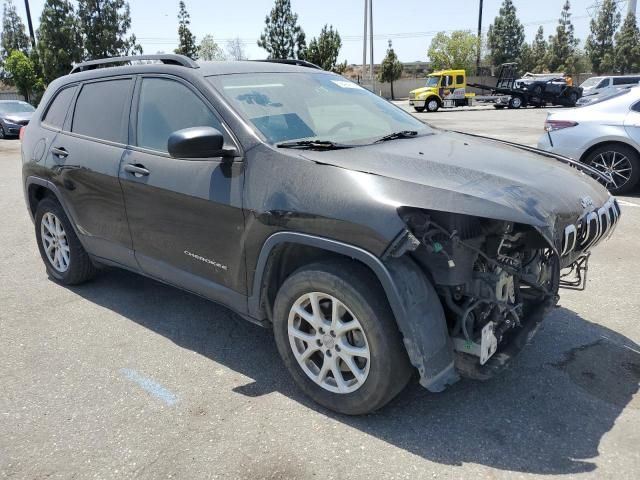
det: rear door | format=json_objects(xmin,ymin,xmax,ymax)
[
  {"xmin": 119, "ymin": 75, "xmax": 246, "ymax": 307},
  {"xmin": 624, "ymin": 100, "xmax": 640, "ymax": 148},
  {"xmin": 48, "ymin": 76, "xmax": 136, "ymax": 268}
]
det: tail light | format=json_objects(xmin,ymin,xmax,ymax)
[
  {"xmin": 544, "ymin": 120, "xmax": 578, "ymax": 132},
  {"xmin": 19, "ymin": 126, "xmax": 26, "ymax": 141}
]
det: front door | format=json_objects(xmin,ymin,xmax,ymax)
[{"xmin": 119, "ymin": 76, "xmax": 247, "ymax": 306}]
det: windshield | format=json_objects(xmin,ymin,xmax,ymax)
[
  {"xmin": 209, "ymin": 72, "xmax": 430, "ymax": 145},
  {"xmin": 580, "ymin": 77, "xmax": 603, "ymax": 89},
  {"xmin": 425, "ymin": 76, "xmax": 440, "ymax": 87},
  {"xmin": 0, "ymin": 102, "xmax": 34, "ymax": 114}
]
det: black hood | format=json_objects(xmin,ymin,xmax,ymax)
[{"xmin": 298, "ymin": 131, "xmax": 612, "ymax": 248}]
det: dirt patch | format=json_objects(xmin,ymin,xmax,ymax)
[{"xmin": 553, "ymin": 339, "xmax": 640, "ymax": 408}]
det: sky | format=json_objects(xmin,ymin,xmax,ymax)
[{"xmin": 10, "ymin": 0, "xmax": 639, "ymax": 63}]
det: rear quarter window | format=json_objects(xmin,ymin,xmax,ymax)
[
  {"xmin": 71, "ymin": 78, "xmax": 133, "ymax": 143},
  {"xmin": 42, "ymin": 86, "xmax": 77, "ymax": 129},
  {"xmin": 613, "ymin": 77, "xmax": 640, "ymax": 86}
]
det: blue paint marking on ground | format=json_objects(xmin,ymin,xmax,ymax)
[{"xmin": 120, "ymin": 368, "xmax": 178, "ymax": 406}]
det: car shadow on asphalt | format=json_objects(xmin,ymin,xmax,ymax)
[{"xmin": 65, "ymin": 268, "xmax": 639, "ymax": 476}]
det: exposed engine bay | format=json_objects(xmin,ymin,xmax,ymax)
[{"xmin": 396, "ymin": 209, "xmax": 582, "ymax": 370}]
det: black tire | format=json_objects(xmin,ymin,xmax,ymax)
[
  {"xmin": 532, "ymin": 85, "xmax": 543, "ymax": 96},
  {"xmin": 414, "ymin": 106, "xmax": 425, "ymax": 113},
  {"xmin": 272, "ymin": 260, "xmax": 412, "ymax": 415},
  {"xmin": 426, "ymin": 97, "xmax": 440, "ymax": 112},
  {"xmin": 508, "ymin": 96, "xmax": 524, "ymax": 109},
  {"xmin": 0, "ymin": 125, "xmax": 5, "ymax": 139},
  {"xmin": 493, "ymin": 105, "xmax": 506, "ymax": 110},
  {"xmin": 567, "ymin": 91, "xmax": 578, "ymax": 106},
  {"xmin": 35, "ymin": 197, "xmax": 96, "ymax": 285},
  {"xmin": 583, "ymin": 144, "xmax": 640, "ymax": 195}
]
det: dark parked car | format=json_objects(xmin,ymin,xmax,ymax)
[
  {"xmin": 0, "ymin": 100, "xmax": 34, "ymax": 138},
  {"xmin": 21, "ymin": 55, "xmax": 620, "ymax": 415}
]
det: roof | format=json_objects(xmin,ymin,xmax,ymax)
[
  {"xmin": 197, "ymin": 60, "xmax": 326, "ymax": 76},
  {"xmin": 428, "ymin": 69, "xmax": 466, "ymax": 76}
]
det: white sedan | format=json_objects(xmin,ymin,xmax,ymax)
[{"xmin": 537, "ymin": 87, "xmax": 640, "ymax": 194}]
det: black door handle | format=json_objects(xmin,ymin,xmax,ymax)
[
  {"xmin": 124, "ymin": 163, "xmax": 150, "ymax": 177},
  {"xmin": 51, "ymin": 147, "xmax": 68, "ymax": 158}
]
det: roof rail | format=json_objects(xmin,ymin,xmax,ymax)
[
  {"xmin": 70, "ymin": 54, "xmax": 199, "ymax": 74},
  {"xmin": 253, "ymin": 59, "xmax": 323, "ymax": 70}
]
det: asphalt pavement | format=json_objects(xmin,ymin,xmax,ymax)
[{"xmin": 1, "ymin": 107, "xmax": 639, "ymax": 479}]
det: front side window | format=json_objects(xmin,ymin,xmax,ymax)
[
  {"xmin": 0, "ymin": 101, "xmax": 35, "ymax": 114},
  {"xmin": 208, "ymin": 72, "xmax": 430, "ymax": 145},
  {"xmin": 596, "ymin": 78, "xmax": 610, "ymax": 89},
  {"xmin": 136, "ymin": 77, "xmax": 223, "ymax": 152},
  {"xmin": 42, "ymin": 86, "xmax": 77, "ymax": 129},
  {"xmin": 456, "ymin": 75, "xmax": 464, "ymax": 85},
  {"xmin": 72, "ymin": 79, "xmax": 132, "ymax": 143}
]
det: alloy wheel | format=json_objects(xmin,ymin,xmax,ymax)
[
  {"xmin": 588, "ymin": 151, "xmax": 633, "ymax": 191},
  {"xmin": 288, "ymin": 292, "xmax": 370, "ymax": 394},
  {"xmin": 40, "ymin": 212, "xmax": 70, "ymax": 273}
]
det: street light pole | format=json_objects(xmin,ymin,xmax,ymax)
[
  {"xmin": 369, "ymin": 0, "xmax": 374, "ymax": 91},
  {"xmin": 23, "ymin": 0, "xmax": 36, "ymax": 50},
  {"xmin": 476, "ymin": 0, "xmax": 483, "ymax": 75},
  {"xmin": 362, "ymin": 0, "xmax": 368, "ymax": 83}
]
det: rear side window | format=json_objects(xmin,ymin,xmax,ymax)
[
  {"xmin": 456, "ymin": 75, "xmax": 464, "ymax": 85},
  {"xmin": 613, "ymin": 77, "xmax": 640, "ymax": 86},
  {"xmin": 42, "ymin": 86, "xmax": 77, "ymax": 129},
  {"xmin": 136, "ymin": 77, "xmax": 223, "ymax": 152},
  {"xmin": 72, "ymin": 79, "xmax": 133, "ymax": 143}
]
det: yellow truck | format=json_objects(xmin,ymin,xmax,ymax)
[{"xmin": 409, "ymin": 69, "xmax": 476, "ymax": 112}]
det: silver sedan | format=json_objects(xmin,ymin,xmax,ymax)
[{"xmin": 537, "ymin": 87, "xmax": 640, "ymax": 194}]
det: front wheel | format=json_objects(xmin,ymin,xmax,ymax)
[
  {"xmin": 272, "ymin": 261, "xmax": 412, "ymax": 415},
  {"xmin": 426, "ymin": 97, "xmax": 440, "ymax": 112},
  {"xmin": 0, "ymin": 125, "xmax": 5, "ymax": 139},
  {"xmin": 414, "ymin": 106, "xmax": 425, "ymax": 113}
]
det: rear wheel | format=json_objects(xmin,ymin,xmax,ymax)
[
  {"xmin": 532, "ymin": 85, "xmax": 543, "ymax": 96},
  {"xmin": 35, "ymin": 197, "xmax": 96, "ymax": 284},
  {"xmin": 508, "ymin": 96, "xmax": 523, "ymax": 109},
  {"xmin": 272, "ymin": 261, "xmax": 412, "ymax": 415},
  {"xmin": 567, "ymin": 91, "xmax": 578, "ymax": 106},
  {"xmin": 0, "ymin": 125, "xmax": 5, "ymax": 139},
  {"xmin": 583, "ymin": 144, "xmax": 640, "ymax": 195}
]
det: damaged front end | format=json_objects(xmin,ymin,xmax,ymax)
[{"xmin": 384, "ymin": 199, "xmax": 620, "ymax": 389}]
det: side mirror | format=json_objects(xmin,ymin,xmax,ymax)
[{"xmin": 167, "ymin": 126, "xmax": 236, "ymax": 159}]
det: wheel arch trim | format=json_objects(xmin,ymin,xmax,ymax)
[{"xmin": 24, "ymin": 176, "xmax": 82, "ymax": 238}]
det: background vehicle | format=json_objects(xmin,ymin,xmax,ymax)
[
  {"xmin": 22, "ymin": 55, "xmax": 619, "ymax": 415},
  {"xmin": 469, "ymin": 63, "xmax": 583, "ymax": 109},
  {"xmin": 409, "ymin": 69, "xmax": 475, "ymax": 112},
  {"xmin": 577, "ymin": 75, "xmax": 640, "ymax": 106},
  {"xmin": 538, "ymin": 87, "xmax": 640, "ymax": 194},
  {"xmin": 0, "ymin": 100, "xmax": 34, "ymax": 138}
]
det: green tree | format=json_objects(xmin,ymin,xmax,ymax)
[
  {"xmin": 530, "ymin": 26, "xmax": 548, "ymax": 72},
  {"xmin": 302, "ymin": 24, "xmax": 342, "ymax": 71},
  {"xmin": 378, "ymin": 41, "xmax": 403, "ymax": 100},
  {"xmin": 487, "ymin": 0, "xmax": 524, "ymax": 66},
  {"xmin": 198, "ymin": 34, "xmax": 225, "ymax": 61},
  {"xmin": 519, "ymin": 43, "xmax": 535, "ymax": 73},
  {"xmin": 427, "ymin": 30, "xmax": 478, "ymax": 72},
  {"xmin": 4, "ymin": 50, "xmax": 43, "ymax": 102},
  {"xmin": 257, "ymin": 0, "xmax": 306, "ymax": 59},
  {"xmin": 586, "ymin": 0, "xmax": 620, "ymax": 74},
  {"xmin": 37, "ymin": 0, "xmax": 83, "ymax": 84},
  {"xmin": 77, "ymin": 0, "xmax": 142, "ymax": 59},
  {"xmin": 175, "ymin": 1, "xmax": 197, "ymax": 59},
  {"xmin": 1, "ymin": 0, "xmax": 30, "ymax": 58},
  {"xmin": 615, "ymin": 12, "xmax": 640, "ymax": 74},
  {"xmin": 546, "ymin": 0, "xmax": 579, "ymax": 73},
  {"xmin": 226, "ymin": 37, "xmax": 247, "ymax": 60}
]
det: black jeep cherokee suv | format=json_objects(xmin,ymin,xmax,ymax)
[{"xmin": 21, "ymin": 55, "xmax": 620, "ymax": 415}]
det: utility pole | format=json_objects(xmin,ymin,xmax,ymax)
[
  {"xmin": 362, "ymin": 0, "xmax": 368, "ymax": 83},
  {"xmin": 476, "ymin": 0, "xmax": 483, "ymax": 76},
  {"xmin": 23, "ymin": 0, "xmax": 36, "ymax": 50},
  {"xmin": 369, "ymin": 0, "xmax": 374, "ymax": 91}
]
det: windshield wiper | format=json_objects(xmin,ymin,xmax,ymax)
[
  {"xmin": 374, "ymin": 130, "xmax": 419, "ymax": 143},
  {"xmin": 276, "ymin": 139, "xmax": 352, "ymax": 150}
]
